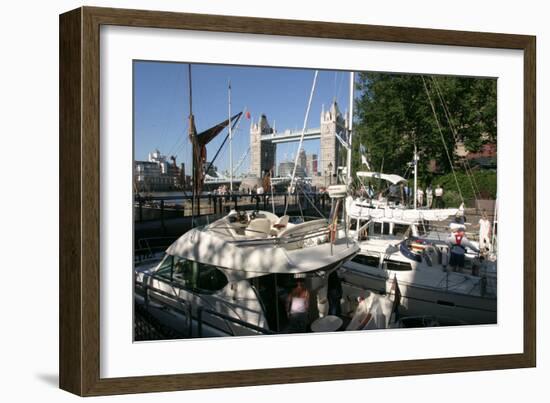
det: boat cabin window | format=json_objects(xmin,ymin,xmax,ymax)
[
  {"xmin": 155, "ymin": 255, "xmax": 228, "ymax": 294},
  {"xmin": 351, "ymin": 254, "xmax": 380, "ymax": 268},
  {"xmin": 156, "ymin": 255, "xmax": 174, "ymax": 279},
  {"xmin": 384, "ymin": 259, "xmax": 412, "ymax": 271},
  {"xmin": 392, "ymin": 224, "xmax": 411, "ymax": 238}
]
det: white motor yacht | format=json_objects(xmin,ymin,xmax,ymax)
[
  {"xmin": 340, "ymin": 215, "xmax": 497, "ymax": 325},
  {"xmin": 134, "ymin": 190, "xmax": 405, "ymax": 337}
]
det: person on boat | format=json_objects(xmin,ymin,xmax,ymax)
[
  {"xmin": 367, "ymin": 182, "xmax": 375, "ymax": 199},
  {"xmin": 426, "ymin": 185, "xmax": 433, "ymax": 208},
  {"xmin": 476, "ymin": 211, "xmax": 492, "ymax": 254},
  {"xmin": 417, "ymin": 187, "xmax": 424, "ymax": 208},
  {"xmin": 287, "ymin": 278, "xmax": 310, "ymax": 333},
  {"xmin": 446, "ymin": 228, "xmax": 479, "ymax": 273},
  {"xmin": 434, "ymin": 185, "xmax": 444, "ymax": 208},
  {"xmin": 449, "ymin": 214, "xmax": 466, "ymax": 231},
  {"xmin": 327, "ymin": 271, "xmax": 343, "ymax": 316}
]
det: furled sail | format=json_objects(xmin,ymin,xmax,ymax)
[
  {"xmin": 190, "ymin": 112, "xmax": 243, "ymax": 195},
  {"xmin": 349, "ymin": 198, "xmax": 463, "ymax": 223}
]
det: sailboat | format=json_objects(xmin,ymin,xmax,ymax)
[{"xmin": 338, "ymin": 73, "xmax": 497, "ymax": 325}]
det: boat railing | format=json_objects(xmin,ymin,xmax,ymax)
[
  {"xmin": 137, "ymin": 273, "xmax": 274, "ymax": 337},
  {"xmin": 213, "ymin": 223, "xmax": 337, "ymax": 248},
  {"xmin": 135, "ymin": 236, "xmax": 176, "ymax": 262},
  {"xmin": 354, "ymin": 220, "xmax": 371, "ymax": 240}
]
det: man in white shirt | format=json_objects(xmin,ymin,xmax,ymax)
[
  {"xmin": 417, "ymin": 187, "xmax": 424, "ymax": 208},
  {"xmin": 477, "ymin": 211, "xmax": 492, "ymax": 254},
  {"xmin": 447, "ymin": 228, "xmax": 479, "ymax": 272},
  {"xmin": 426, "ymin": 185, "xmax": 433, "ymax": 208}
]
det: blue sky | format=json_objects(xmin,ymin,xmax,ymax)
[{"xmin": 134, "ymin": 61, "xmax": 356, "ymax": 175}]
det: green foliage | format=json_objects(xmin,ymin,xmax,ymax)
[
  {"xmin": 352, "ymin": 73, "xmax": 497, "ymax": 179},
  {"xmin": 442, "ymin": 190, "xmax": 463, "ymax": 208},
  {"xmin": 433, "ymin": 170, "xmax": 497, "ymax": 206}
]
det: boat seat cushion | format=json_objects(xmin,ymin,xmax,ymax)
[
  {"xmin": 274, "ymin": 215, "xmax": 289, "ymax": 229},
  {"xmin": 244, "ymin": 218, "xmax": 271, "ymax": 238}
]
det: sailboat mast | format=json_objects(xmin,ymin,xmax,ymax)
[
  {"xmin": 228, "ymin": 81, "xmax": 233, "ymax": 193},
  {"xmin": 346, "ymin": 72, "xmax": 355, "ymax": 186},
  {"xmin": 413, "ymin": 144, "xmax": 418, "ymax": 210},
  {"xmin": 188, "ymin": 64, "xmax": 196, "ymax": 221}
]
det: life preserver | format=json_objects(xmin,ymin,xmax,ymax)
[
  {"xmin": 400, "ymin": 242, "xmax": 422, "ymax": 262},
  {"xmin": 454, "ymin": 232, "xmax": 464, "ymax": 245}
]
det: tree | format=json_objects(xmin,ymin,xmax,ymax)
[{"xmin": 352, "ymin": 72, "xmax": 497, "ymax": 186}]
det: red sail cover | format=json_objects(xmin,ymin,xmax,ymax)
[{"xmin": 190, "ymin": 112, "xmax": 243, "ymax": 196}]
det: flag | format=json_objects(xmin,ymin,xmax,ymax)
[
  {"xmin": 245, "ymin": 111, "xmax": 251, "ymax": 119},
  {"xmin": 390, "ymin": 274, "xmax": 401, "ymax": 321}
]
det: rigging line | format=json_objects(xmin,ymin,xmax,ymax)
[
  {"xmin": 421, "ymin": 76, "xmax": 464, "ymax": 204},
  {"xmin": 296, "ymin": 184, "xmax": 305, "ymax": 221},
  {"xmin": 159, "ymin": 66, "xmax": 182, "ymax": 153},
  {"xmin": 233, "ymin": 146, "xmax": 251, "ymax": 176},
  {"xmin": 169, "ymin": 122, "xmax": 190, "ymax": 157},
  {"xmin": 224, "ymin": 107, "xmax": 248, "ymax": 175},
  {"xmin": 430, "ymin": 77, "xmax": 482, "ymax": 201},
  {"xmin": 285, "ymin": 70, "xmax": 319, "ymax": 216},
  {"xmin": 299, "ymin": 185, "xmax": 327, "ymax": 219},
  {"xmin": 165, "ymin": 129, "xmax": 184, "ymax": 156},
  {"xmin": 431, "ymin": 77, "xmax": 483, "ymax": 201},
  {"xmin": 205, "ymin": 114, "xmax": 243, "ymax": 179}
]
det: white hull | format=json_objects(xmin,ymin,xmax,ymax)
[{"xmin": 340, "ymin": 264, "xmax": 496, "ymax": 325}]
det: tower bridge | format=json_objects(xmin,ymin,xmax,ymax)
[
  {"xmin": 250, "ymin": 101, "xmax": 347, "ymax": 185},
  {"xmin": 260, "ymin": 128, "xmax": 321, "ymax": 144}
]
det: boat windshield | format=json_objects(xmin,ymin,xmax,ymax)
[{"xmin": 155, "ymin": 254, "xmax": 228, "ymax": 294}]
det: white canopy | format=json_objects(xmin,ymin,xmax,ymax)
[
  {"xmin": 164, "ymin": 213, "xmax": 359, "ymax": 281},
  {"xmin": 356, "ymin": 171, "xmax": 407, "ymax": 185},
  {"xmin": 349, "ymin": 199, "xmax": 463, "ymax": 223}
]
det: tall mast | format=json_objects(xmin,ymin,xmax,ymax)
[
  {"xmin": 188, "ymin": 64, "xmax": 196, "ymax": 221},
  {"xmin": 413, "ymin": 144, "xmax": 418, "ymax": 210},
  {"xmin": 228, "ymin": 80, "xmax": 233, "ymax": 193},
  {"xmin": 346, "ymin": 72, "xmax": 355, "ymax": 185}
]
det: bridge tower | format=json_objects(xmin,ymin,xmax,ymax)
[
  {"xmin": 319, "ymin": 101, "xmax": 346, "ymax": 179},
  {"xmin": 250, "ymin": 114, "xmax": 276, "ymax": 177}
]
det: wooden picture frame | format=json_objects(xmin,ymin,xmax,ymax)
[{"xmin": 59, "ymin": 6, "xmax": 536, "ymax": 396}]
